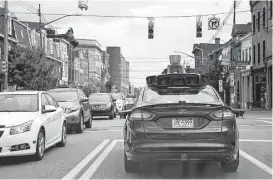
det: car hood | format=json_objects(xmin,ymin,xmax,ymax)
[
  {"xmin": 58, "ymin": 101, "xmax": 79, "ymax": 109},
  {"xmin": 0, "ymin": 112, "xmax": 39, "ymax": 127}
]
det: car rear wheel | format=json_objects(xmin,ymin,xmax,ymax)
[
  {"xmin": 220, "ymin": 152, "xmax": 239, "ymax": 172},
  {"xmin": 32, "ymin": 129, "xmax": 45, "ymax": 161},
  {"xmin": 56, "ymin": 122, "xmax": 67, "ymax": 147},
  {"xmin": 75, "ymin": 114, "xmax": 84, "ymax": 133},
  {"xmin": 124, "ymin": 152, "xmax": 140, "ymax": 173},
  {"xmin": 85, "ymin": 113, "xmax": 92, "ymax": 128},
  {"xmin": 109, "ymin": 113, "xmax": 114, "ymax": 120}
]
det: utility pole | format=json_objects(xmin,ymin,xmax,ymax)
[
  {"xmin": 38, "ymin": 4, "xmax": 43, "ymax": 49},
  {"xmin": 87, "ymin": 50, "xmax": 90, "ymax": 83},
  {"xmin": 3, "ymin": 0, "xmax": 9, "ymax": 90},
  {"xmin": 230, "ymin": 0, "xmax": 236, "ymax": 107}
]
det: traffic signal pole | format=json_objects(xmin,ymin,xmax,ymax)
[{"xmin": 3, "ymin": 0, "xmax": 9, "ymax": 90}]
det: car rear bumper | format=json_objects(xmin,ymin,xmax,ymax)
[
  {"xmin": 0, "ymin": 130, "xmax": 37, "ymax": 157},
  {"xmin": 125, "ymin": 141, "xmax": 238, "ymax": 163},
  {"xmin": 91, "ymin": 109, "xmax": 112, "ymax": 117}
]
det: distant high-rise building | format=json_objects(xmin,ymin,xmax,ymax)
[{"xmin": 107, "ymin": 47, "xmax": 130, "ymax": 95}]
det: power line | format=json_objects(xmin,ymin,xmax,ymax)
[
  {"xmin": 11, "ymin": 9, "xmax": 252, "ymax": 19},
  {"xmin": 15, "ymin": 0, "xmax": 38, "ymax": 14}
]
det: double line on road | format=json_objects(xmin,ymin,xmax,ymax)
[{"xmin": 62, "ymin": 139, "xmax": 117, "ymax": 179}]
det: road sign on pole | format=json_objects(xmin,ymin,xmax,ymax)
[{"xmin": 208, "ymin": 17, "xmax": 220, "ymax": 30}]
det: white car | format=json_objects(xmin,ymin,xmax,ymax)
[
  {"xmin": 0, "ymin": 91, "xmax": 67, "ymax": 161},
  {"xmin": 111, "ymin": 93, "xmax": 125, "ymax": 113}
]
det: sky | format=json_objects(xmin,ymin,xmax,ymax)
[{"xmin": 2, "ymin": 0, "xmax": 251, "ymax": 87}]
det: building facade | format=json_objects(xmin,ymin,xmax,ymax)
[
  {"xmin": 107, "ymin": 46, "xmax": 130, "ymax": 96},
  {"xmin": 192, "ymin": 38, "xmax": 223, "ymax": 74},
  {"xmin": 250, "ymin": 0, "xmax": 272, "ymax": 109},
  {"xmin": 76, "ymin": 39, "xmax": 104, "ymax": 84}
]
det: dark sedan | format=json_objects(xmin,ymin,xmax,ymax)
[
  {"xmin": 89, "ymin": 93, "xmax": 116, "ymax": 119},
  {"xmin": 122, "ymin": 73, "xmax": 239, "ymax": 173}
]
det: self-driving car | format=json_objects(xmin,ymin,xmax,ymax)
[{"xmin": 122, "ymin": 73, "xmax": 239, "ymax": 173}]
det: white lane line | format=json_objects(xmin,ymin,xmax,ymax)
[
  {"xmin": 239, "ymin": 139, "xmax": 272, "ymax": 143},
  {"xmin": 84, "ymin": 130, "xmax": 122, "ymax": 132},
  {"xmin": 79, "ymin": 139, "xmax": 118, "ymax": 179},
  {"xmin": 257, "ymin": 120, "xmax": 273, "ymax": 124},
  {"xmin": 239, "ymin": 149, "xmax": 273, "ymax": 176},
  {"xmin": 62, "ymin": 139, "xmax": 110, "ymax": 179},
  {"xmin": 256, "ymin": 118, "xmax": 272, "ymax": 120}
]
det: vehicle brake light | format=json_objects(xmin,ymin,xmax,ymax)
[
  {"xmin": 211, "ymin": 110, "xmax": 234, "ymax": 119},
  {"xmin": 130, "ymin": 111, "xmax": 155, "ymax": 121}
]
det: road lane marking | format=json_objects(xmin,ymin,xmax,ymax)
[
  {"xmin": 257, "ymin": 118, "xmax": 272, "ymax": 120},
  {"xmin": 239, "ymin": 139, "xmax": 272, "ymax": 143},
  {"xmin": 79, "ymin": 139, "xmax": 118, "ymax": 179},
  {"xmin": 62, "ymin": 139, "xmax": 110, "ymax": 179},
  {"xmin": 239, "ymin": 149, "xmax": 273, "ymax": 176},
  {"xmin": 257, "ymin": 120, "xmax": 273, "ymax": 124},
  {"xmin": 84, "ymin": 129, "xmax": 122, "ymax": 132}
]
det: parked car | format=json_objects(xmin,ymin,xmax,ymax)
[
  {"xmin": 111, "ymin": 93, "xmax": 125, "ymax": 113},
  {"xmin": 0, "ymin": 91, "xmax": 67, "ymax": 160},
  {"xmin": 89, "ymin": 93, "xmax": 116, "ymax": 119},
  {"xmin": 47, "ymin": 87, "xmax": 92, "ymax": 133},
  {"xmin": 122, "ymin": 73, "xmax": 239, "ymax": 173}
]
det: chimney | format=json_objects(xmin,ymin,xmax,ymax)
[{"xmin": 215, "ymin": 38, "xmax": 220, "ymax": 45}]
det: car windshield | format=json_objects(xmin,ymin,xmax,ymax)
[
  {"xmin": 0, "ymin": 94, "xmax": 38, "ymax": 112},
  {"xmin": 90, "ymin": 94, "xmax": 110, "ymax": 102},
  {"xmin": 143, "ymin": 86, "xmax": 222, "ymax": 105},
  {"xmin": 112, "ymin": 93, "xmax": 122, "ymax": 100},
  {"xmin": 47, "ymin": 91, "xmax": 78, "ymax": 102}
]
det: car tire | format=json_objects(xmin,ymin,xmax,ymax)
[
  {"xmin": 56, "ymin": 122, "xmax": 67, "ymax": 147},
  {"xmin": 220, "ymin": 152, "xmax": 239, "ymax": 172},
  {"xmin": 32, "ymin": 129, "xmax": 45, "ymax": 161},
  {"xmin": 85, "ymin": 113, "xmax": 92, "ymax": 128},
  {"xmin": 109, "ymin": 113, "xmax": 114, "ymax": 120},
  {"xmin": 114, "ymin": 112, "xmax": 116, "ymax": 118},
  {"xmin": 124, "ymin": 151, "xmax": 140, "ymax": 173},
  {"xmin": 75, "ymin": 114, "xmax": 84, "ymax": 133}
]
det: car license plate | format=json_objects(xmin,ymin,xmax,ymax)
[{"xmin": 172, "ymin": 118, "xmax": 194, "ymax": 128}]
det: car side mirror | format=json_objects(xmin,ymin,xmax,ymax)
[
  {"xmin": 80, "ymin": 97, "xmax": 89, "ymax": 103},
  {"xmin": 43, "ymin": 105, "xmax": 56, "ymax": 113},
  {"xmin": 119, "ymin": 109, "xmax": 132, "ymax": 118}
]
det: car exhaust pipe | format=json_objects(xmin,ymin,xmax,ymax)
[{"xmin": 223, "ymin": 156, "xmax": 231, "ymax": 164}]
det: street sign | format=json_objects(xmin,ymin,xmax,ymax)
[
  {"xmin": 208, "ymin": 17, "xmax": 220, "ymax": 30},
  {"xmin": 46, "ymin": 29, "xmax": 55, "ymax": 35}
]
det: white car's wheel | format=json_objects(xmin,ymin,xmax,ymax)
[
  {"xmin": 33, "ymin": 129, "xmax": 45, "ymax": 161},
  {"xmin": 56, "ymin": 122, "xmax": 67, "ymax": 147}
]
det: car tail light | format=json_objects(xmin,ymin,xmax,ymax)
[
  {"xmin": 129, "ymin": 110, "xmax": 155, "ymax": 121},
  {"xmin": 211, "ymin": 109, "xmax": 234, "ymax": 120}
]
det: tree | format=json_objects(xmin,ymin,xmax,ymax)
[{"xmin": 8, "ymin": 46, "xmax": 54, "ymax": 90}]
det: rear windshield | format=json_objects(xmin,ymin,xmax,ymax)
[
  {"xmin": 111, "ymin": 93, "xmax": 122, "ymax": 100},
  {"xmin": 47, "ymin": 91, "xmax": 78, "ymax": 102},
  {"xmin": 90, "ymin": 94, "xmax": 110, "ymax": 102},
  {"xmin": 143, "ymin": 86, "xmax": 222, "ymax": 105}
]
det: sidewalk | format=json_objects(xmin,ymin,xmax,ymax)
[{"xmin": 243, "ymin": 110, "xmax": 272, "ymax": 119}]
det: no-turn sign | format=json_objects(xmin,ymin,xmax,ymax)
[{"xmin": 208, "ymin": 17, "xmax": 220, "ymax": 30}]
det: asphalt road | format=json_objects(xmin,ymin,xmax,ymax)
[{"xmin": 0, "ymin": 114, "xmax": 272, "ymax": 179}]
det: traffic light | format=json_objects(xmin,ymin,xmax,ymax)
[
  {"xmin": 148, "ymin": 20, "xmax": 154, "ymax": 39},
  {"xmin": 0, "ymin": 61, "xmax": 7, "ymax": 73},
  {"xmin": 196, "ymin": 20, "xmax": 202, "ymax": 38}
]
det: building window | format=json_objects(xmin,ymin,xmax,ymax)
[
  {"xmin": 257, "ymin": 43, "xmax": 260, "ymax": 64},
  {"xmin": 269, "ymin": 0, "xmax": 273, "ymax": 19},
  {"xmin": 252, "ymin": 14, "xmax": 256, "ymax": 33},
  {"xmin": 263, "ymin": 7, "xmax": 266, "ymax": 28},
  {"xmin": 253, "ymin": 45, "xmax": 255, "ymax": 65},
  {"xmin": 246, "ymin": 49, "xmax": 248, "ymax": 61},
  {"xmin": 263, "ymin": 40, "xmax": 266, "ymax": 60},
  {"xmin": 257, "ymin": 11, "xmax": 260, "ymax": 31},
  {"xmin": 242, "ymin": 50, "xmax": 245, "ymax": 61},
  {"xmin": 249, "ymin": 47, "xmax": 251, "ymax": 63}
]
